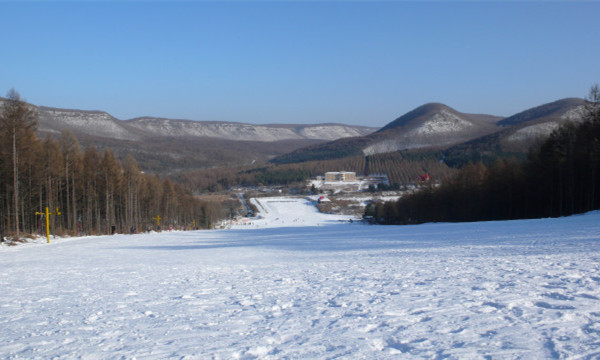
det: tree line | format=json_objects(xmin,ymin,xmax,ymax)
[
  {"xmin": 0, "ymin": 90, "xmax": 223, "ymax": 241},
  {"xmin": 175, "ymin": 151, "xmax": 455, "ymax": 193},
  {"xmin": 369, "ymin": 86, "xmax": 600, "ymax": 224}
]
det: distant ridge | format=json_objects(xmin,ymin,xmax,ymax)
[
  {"xmin": 123, "ymin": 116, "xmax": 376, "ymax": 142},
  {"xmin": 7, "ymin": 100, "xmax": 376, "ymax": 173},
  {"xmin": 2, "ymin": 95, "xmax": 589, "ymax": 173},
  {"xmin": 440, "ymin": 97, "xmax": 588, "ymax": 166},
  {"xmin": 273, "ymin": 97, "xmax": 589, "ymax": 165},
  {"xmin": 497, "ymin": 98, "xmax": 586, "ymax": 127},
  {"xmin": 378, "ymin": 102, "xmax": 501, "ymax": 132},
  {"xmin": 34, "ymin": 106, "xmax": 378, "ymax": 143},
  {"xmin": 274, "ymin": 103, "xmax": 502, "ymax": 163}
]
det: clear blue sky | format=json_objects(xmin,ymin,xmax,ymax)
[{"xmin": 1, "ymin": 1, "xmax": 599, "ymax": 127}]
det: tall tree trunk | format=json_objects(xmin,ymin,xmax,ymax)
[
  {"xmin": 12, "ymin": 130, "xmax": 19, "ymax": 239},
  {"xmin": 65, "ymin": 155, "xmax": 71, "ymax": 232},
  {"xmin": 72, "ymin": 174, "xmax": 76, "ymax": 233}
]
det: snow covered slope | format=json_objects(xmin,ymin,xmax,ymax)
[
  {"xmin": 499, "ymin": 98, "xmax": 587, "ymax": 148},
  {"xmin": 363, "ymin": 103, "xmax": 500, "ymax": 155},
  {"xmin": 498, "ymin": 98, "xmax": 585, "ymax": 127},
  {"xmin": 1, "ymin": 202, "xmax": 599, "ymax": 359},
  {"xmin": 242, "ymin": 197, "xmax": 356, "ymax": 228},
  {"xmin": 28, "ymin": 103, "xmax": 376, "ymax": 173},
  {"xmin": 34, "ymin": 103, "xmax": 376, "ymax": 143},
  {"xmin": 125, "ymin": 117, "xmax": 375, "ymax": 142},
  {"xmin": 38, "ymin": 107, "xmax": 141, "ymax": 140},
  {"xmin": 274, "ymin": 103, "xmax": 502, "ymax": 162},
  {"xmin": 446, "ymin": 98, "xmax": 589, "ymax": 155}
]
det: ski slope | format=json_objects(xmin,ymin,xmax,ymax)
[
  {"xmin": 1, "ymin": 198, "xmax": 600, "ymax": 359},
  {"xmin": 242, "ymin": 197, "xmax": 356, "ymax": 228}
]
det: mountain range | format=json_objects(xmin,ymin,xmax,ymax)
[
  {"xmin": 36, "ymin": 106, "xmax": 377, "ymax": 143},
  {"xmin": 1, "ymin": 97, "xmax": 588, "ymax": 173},
  {"xmin": 273, "ymin": 98, "xmax": 587, "ymax": 164},
  {"xmin": 27, "ymin": 105, "xmax": 376, "ymax": 173}
]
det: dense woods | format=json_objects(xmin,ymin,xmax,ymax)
[
  {"xmin": 174, "ymin": 151, "xmax": 455, "ymax": 193},
  {"xmin": 370, "ymin": 86, "xmax": 600, "ymax": 224},
  {"xmin": 0, "ymin": 90, "xmax": 221, "ymax": 241}
]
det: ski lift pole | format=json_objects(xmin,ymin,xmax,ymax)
[{"xmin": 35, "ymin": 207, "xmax": 61, "ymax": 244}]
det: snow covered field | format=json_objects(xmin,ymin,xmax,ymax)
[
  {"xmin": 246, "ymin": 197, "xmax": 356, "ymax": 228},
  {"xmin": 1, "ymin": 197, "xmax": 600, "ymax": 359}
]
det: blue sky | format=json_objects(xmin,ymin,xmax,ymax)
[{"xmin": 1, "ymin": 1, "xmax": 599, "ymax": 127}]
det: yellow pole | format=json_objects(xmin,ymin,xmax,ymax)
[
  {"xmin": 35, "ymin": 207, "xmax": 61, "ymax": 244},
  {"xmin": 153, "ymin": 216, "xmax": 161, "ymax": 231},
  {"xmin": 193, "ymin": 219, "xmax": 196, "ymax": 229},
  {"xmin": 45, "ymin": 207, "xmax": 50, "ymax": 243}
]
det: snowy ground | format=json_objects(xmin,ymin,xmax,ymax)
[
  {"xmin": 1, "ymin": 197, "xmax": 600, "ymax": 359},
  {"xmin": 245, "ymin": 197, "xmax": 356, "ymax": 228}
]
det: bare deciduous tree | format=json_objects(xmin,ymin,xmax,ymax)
[{"xmin": 0, "ymin": 89, "xmax": 38, "ymax": 239}]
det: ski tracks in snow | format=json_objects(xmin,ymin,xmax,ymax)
[{"xmin": 1, "ymin": 205, "xmax": 600, "ymax": 359}]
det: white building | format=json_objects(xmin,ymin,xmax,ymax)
[{"xmin": 324, "ymin": 171, "xmax": 357, "ymax": 182}]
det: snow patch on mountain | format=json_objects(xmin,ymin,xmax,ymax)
[
  {"xmin": 31, "ymin": 101, "xmax": 375, "ymax": 143},
  {"xmin": 506, "ymin": 122, "xmax": 560, "ymax": 143},
  {"xmin": 125, "ymin": 118, "xmax": 373, "ymax": 142},
  {"xmin": 362, "ymin": 139, "xmax": 407, "ymax": 155},
  {"xmin": 39, "ymin": 109, "xmax": 137, "ymax": 140},
  {"xmin": 362, "ymin": 110, "xmax": 480, "ymax": 155},
  {"xmin": 126, "ymin": 119, "xmax": 299, "ymax": 141},
  {"xmin": 560, "ymin": 105, "xmax": 585, "ymax": 121},
  {"xmin": 408, "ymin": 110, "xmax": 474, "ymax": 135},
  {"xmin": 362, "ymin": 136, "xmax": 454, "ymax": 155},
  {"xmin": 507, "ymin": 106, "xmax": 586, "ymax": 144},
  {"xmin": 297, "ymin": 125, "xmax": 370, "ymax": 140}
]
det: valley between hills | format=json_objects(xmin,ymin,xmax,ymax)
[{"xmin": 19, "ymin": 96, "xmax": 586, "ymax": 194}]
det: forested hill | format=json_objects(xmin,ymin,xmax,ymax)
[
  {"xmin": 0, "ymin": 98, "xmax": 376, "ymax": 174},
  {"xmin": 369, "ymin": 88, "xmax": 600, "ymax": 224},
  {"xmin": 273, "ymin": 98, "xmax": 586, "ymax": 165}
]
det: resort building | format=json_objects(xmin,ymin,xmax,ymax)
[{"xmin": 324, "ymin": 171, "xmax": 357, "ymax": 182}]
